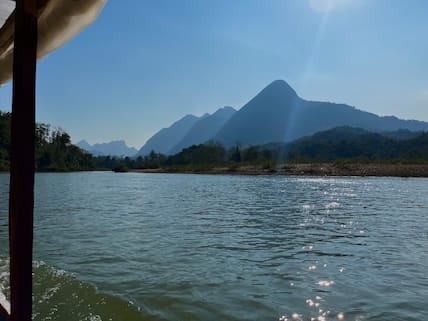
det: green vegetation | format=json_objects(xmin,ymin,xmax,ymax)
[
  {"xmin": 165, "ymin": 143, "xmax": 225, "ymax": 166},
  {"xmin": 112, "ymin": 164, "xmax": 129, "ymax": 173},
  {"xmin": 286, "ymin": 127, "xmax": 428, "ymax": 163},
  {"xmin": 0, "ymin": 111, "xmax": 94, "ymax": 171},
  {"xmin": 35, "ymin": 125, "xmax": 94, "ymax": 171},
  {"xmin": 124, "ymin": 127, "xmax": 428, "ymax": 171},
  {"xmin": 1, "ymin": 109, "xmax": 428, "ymax": 173}
]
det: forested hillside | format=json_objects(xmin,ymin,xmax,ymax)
[
  {"xmin": 2, "ymin": 109, "xmax": 427, "ymax": 173},
  {"xmin": 0, "ymin": 111, "xmax": 94, "ymax": 171},
  {"xmin": 127, "ymin": 127, "xmax": 428, "ymax": 170},
  {"xmin": 286, "ymin": 127, "xmax": 428, "ymax": 162}
]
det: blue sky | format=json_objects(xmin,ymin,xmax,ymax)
[{"xmin": 1, "ymin": 0, "xmax": 428, "ymax": 148}]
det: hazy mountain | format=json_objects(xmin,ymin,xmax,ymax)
[
  {"xmin": 169, "ymin": 106, "xmax": 236, "ymax": 154},
  {"xmin": 137, "ymin": 114, "xmax": 205, "ymax": 156},
  {"xmin": 214, "ymin": 80, "xmax": 428, "ymax": 147},
  {"xmin": 76, "ymin": 139, "xmax": 92, "ymax": 151},
  {"xmin": 77, "ymin": 140, "xmax": 137, "ymax": 157}
]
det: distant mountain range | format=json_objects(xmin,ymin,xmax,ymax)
[
  {"xmin": 137, "ymin": 80, "xmax": 428, "ymax": 155},
  {"xmin": 136, "ymin": 106, "xmax": 236, "ymax": 156},
  {"xmin": 77, "ymin": 80, "xmax": 428, "ymax": 157},
  {"xmin": 76, "ymin": 140, "xmax": 137, "ymax": 157},
  {"xmin": 168, "ymin": 106, "xmax": 236, "ymax": 155},
  {"xmin": 137, "ymin": 114, "xmax": 204, "ymax": 156}
]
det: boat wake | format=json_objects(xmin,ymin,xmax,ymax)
[{"xmin": 0, "ymin": 256, "xmax": 158, "ymax": 321}]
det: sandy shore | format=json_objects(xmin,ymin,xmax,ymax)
[{"xmin": 130, "ymin": 163, "xmax": 428, "ymax": 177}]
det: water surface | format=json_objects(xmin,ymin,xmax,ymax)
[{"xmin": 0, "ymin": 172, "xmax": 427, "ymax": 321}]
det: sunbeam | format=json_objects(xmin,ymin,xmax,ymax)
[{"xmin": 279, "ymin": 2, "xmax": 333, "ymax": 164}]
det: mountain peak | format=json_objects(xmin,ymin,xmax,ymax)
[
  {"xmin": 181, "ymin": 114, "xmax": 199, "ymax": 121},
  {"xmin": 76, "ymin": 140, "xmax": 91, "ymax": 150},
  {"xmin": 262, "ymin": 79, "xmax": 298, "ymax": 98},
  {"xmin": 168, "ymin": 106, "xmax": 237, "ymax": 154},
  {"xmin": 137, "ymin": 113, "xmax": 202, "ymax": 156},
  {"xmin": 213, "ymin": 106, "xmax": 236, "ymax": 116},
  {"xmin": 221, "ymin": 106, "xmax": 235, "ymax": 111}
]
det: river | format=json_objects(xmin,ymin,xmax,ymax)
[{"xmin": 0, "ymin": 172, "xmax": 427, "ymax": 321}]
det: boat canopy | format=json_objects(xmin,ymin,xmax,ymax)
[
  {"xmin": 0, "ymin": 0, "xmax": 106, "ymax": 86},
  {"xmin": 0, "ymin": 1, "xmax": 106, "ymax": 320}
]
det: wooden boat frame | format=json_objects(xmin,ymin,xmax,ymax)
[{"xmin": 0, "ymin": 1, "xmax": 104, "ymax": 320}]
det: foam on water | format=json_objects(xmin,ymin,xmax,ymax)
[
  {"xmin": 0, "ymin": 257, "xmax": 156, "ymax": 321},
  {"xmin": 0, "ymin": 257, "xmax": 9, "ymax": 298}
]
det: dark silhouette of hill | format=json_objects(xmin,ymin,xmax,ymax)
[
  {"xmin": 92, "ymin": 126, "xmax": 428, "ymax": 171},
  {"xmin": 380, "ymin": 129, "xmax": 423, "ymax": 140},
  {"xmin": 213, "ymin": 80, "xmax": 299, "ymax": 147},
  {"xmin": 285, "ymin": 126, "xmax": 428, "ymax": 161},
  {"xmin": 137, "ymin": 114, "xmax": 204, "ymax": 156},
  {"xmin": 169, "ymin": 106, "xmax": 236, "ymax": 154},
  {"xmin": 214, "ymin": 80, "xmax": 428, "ymax": 148}
]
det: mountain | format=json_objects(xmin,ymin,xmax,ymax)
[
  {"xmin": 76, "ymin": 139, "xmax": 91, "ymax": 151},
  {"xmin": 381, "ymin": 129, "xmax": 424, "ymax": 141},
  {"xmin": 214, "ymin": 80, "xmax": 428, "ymax": 148},
  {"xmin": 169, "ymin": 106, "xmax": 236, "ymax": 154},
  {"xmin": 77, "ymin": 140, "xmax": 137, "ymax": 157},
  {"xmin": 285, "ymin": 126, "xmax": 428, "ymax": 161},
  {"xmin": 286, "ymin": 126, "xmax": 419, "ymax": 145},
  {"xmin": 137, "ymin": 114, "xmax": 204, "ymax": 156}
]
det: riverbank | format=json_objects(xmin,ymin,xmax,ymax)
[{"xmin": 130, "ymin": 163, "xmax": 428, "ymax": 177}]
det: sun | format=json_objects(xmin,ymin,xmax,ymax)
[{"xmin": 308, "ymin": 0, "xmax": 357, "ymax": 13}]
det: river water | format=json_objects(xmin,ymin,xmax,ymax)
[{"xmin": 0, "ymin": 172, "xmax": 427, "ymax": 321}]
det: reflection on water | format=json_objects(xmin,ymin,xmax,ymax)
[{"xmin": 0, "ymin": 172, "xmax": 428, "ymax": 321}]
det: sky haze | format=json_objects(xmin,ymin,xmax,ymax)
[{"xmin": 0, "ymin": 0, "xmax": 427, "ymax": 148}]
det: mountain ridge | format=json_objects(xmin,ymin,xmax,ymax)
[
  {"xmin": 213, "ymin": 80, "xmax": 428, "ymax": 147},
  {"xmin": 168, "ymin": 106, "xmax": 236, "ymax": 155},
  {"xmin": 136, "ymin": 79, "xmax": 428, "ymax": 155},
  {"xmin": 136, "ymin": 114, "xmax": 203, "ymax": 156},
  {"xmin": 77, "ymin": 140, "xmax": 137, "ymax": 157}
]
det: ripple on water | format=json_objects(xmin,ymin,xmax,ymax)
[{"xmin": 0, "ymin": 173, "xmax": 427, "ymax": 321}]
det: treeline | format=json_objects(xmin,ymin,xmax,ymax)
[
  {"xmin": 93, "ymin": 143, "xmax": 281, "ymax": 171},
  {"xmin": 286, "ymin": 127, "xmax": 428, "ymax": 162},
  {"xmin": 93, "ymin": 151, "xmax": 167, "ymax": 171},
  {"xmin": 0, "ymin": 111, "xmax": 94, "ymax": 171},
  {"xmin": 99, "ymin": 126, "xmax": 428, "ymax": 171},
  {"xmin": 2, "ymin": 109, "xmax": 428, "ymax": 173}
]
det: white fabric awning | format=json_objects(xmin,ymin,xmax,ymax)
[
  {"xmin": 0, "ymin": 0, "xmax": 14, "ymax": 27},
  {"xmin": 0, "ymin": 0, "xmax": 106, "ymax": 86}
]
